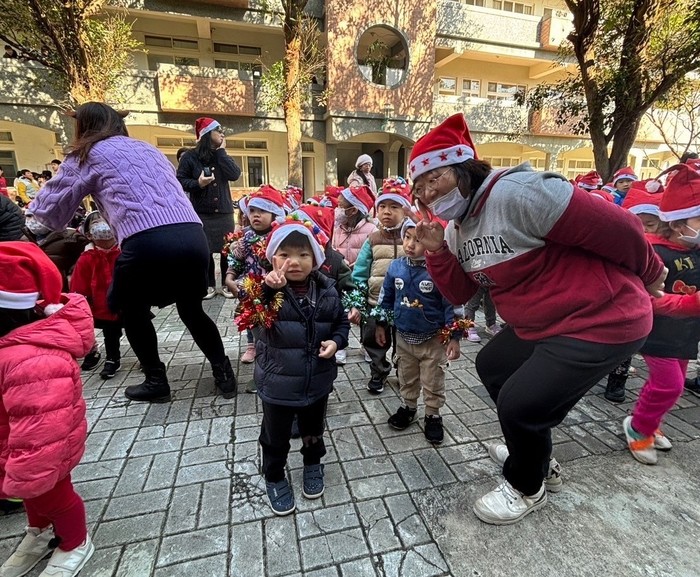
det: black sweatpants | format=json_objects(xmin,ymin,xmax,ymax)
[
  {"xmin": 475, "ymin": 326, "xmax": 645, "ymax": 495},
  {"xmin": 94, "ymin": 319, "xmax": 123, "ymax": 361},
  {"xmin": 361, "ymin": 317, "xmax": 392, "ymax": 380},
  {"xmin": 259, "ymin": 396, "xmax": 328, "ymax": 483}
]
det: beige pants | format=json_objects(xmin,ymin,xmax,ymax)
[{"xmin": 395, "ymin": 333, "xmax": 447, "ymax": 415}]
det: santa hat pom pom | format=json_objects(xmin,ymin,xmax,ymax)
[
  {"xmin": 43, "ymin": 303, "xmax": 65, "ymax": 316},
  {"xmin": 646, "ymin": 180, "xmax": 662, "ymax": 193}
]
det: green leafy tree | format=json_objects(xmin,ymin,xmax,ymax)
[
  {"xmin": 524, "ymin": 0, "xmax": 700, "ymax": 180},
  {"xmin": 258, "ymin": 0, "xmax": 325, "ymax": 187},
  {"xmin": 0, "ymin": 0, "xmax": 139, "ymax": 104}
]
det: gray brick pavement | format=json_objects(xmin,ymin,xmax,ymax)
[{"xmin": 4, "ymin": 298, "xmax": 700, "ymax": 576}]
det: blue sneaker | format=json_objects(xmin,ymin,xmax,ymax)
[
  {"xmin": 265, "ymin": 479, "xmax": 295, "ymax": 516},
  {"xmin": 302, "ymin": 464, "xmax": 325, "ymax": 499}
]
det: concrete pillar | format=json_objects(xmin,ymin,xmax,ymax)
[{"xmin": 325, "ymin": 142, "xmax": 337, "ymax": 186}]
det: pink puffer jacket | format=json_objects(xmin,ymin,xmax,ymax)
[
  {"xmin": 0, "ymin": 294, "xmax": 94, "ymax": 499},
  {"xmin": 333, "ymin": 218, "xmax": 377, "ymax": 268}
]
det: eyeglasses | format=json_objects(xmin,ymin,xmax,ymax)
[
  {"xmin": 412, "ymin": 168, "xmax": 453, "ymax": 199},
  {"xmin": 215, "ymin": 128, "xmax": 225, "ymax": 134}
]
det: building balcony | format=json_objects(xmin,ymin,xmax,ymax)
[
  {"xmin": 433, "ymin": 96, "xmax": 529, "ymax": 136},
  {"xmin": 437, "ymin": 1, "xmax": 573, "ymax": 51},
  {"xmin": 528, "ymin": 108, "xmax": 582, "ymax": 137}
]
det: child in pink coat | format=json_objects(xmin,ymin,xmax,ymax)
[{"xmin": 0, "ymin": 242, "xmax": 95, "ymax": 577}]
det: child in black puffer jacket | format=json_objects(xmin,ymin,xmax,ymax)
[{"xmin": 237, "ymin": 216, "xmax": 349, "ymax": 516}]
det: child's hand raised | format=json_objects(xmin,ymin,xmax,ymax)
[
  {"xmin": 265, "ymin": 257, "xmax": 290, "ymax": 289},
  {"xmin": 319, "ymin": 340, "xmax": 338, "ymax": 358},
  {"xmin": 412, "ymin": 200, "xmax": 445, "ymax": 252}
]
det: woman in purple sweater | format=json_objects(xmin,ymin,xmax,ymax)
[{"xmin": 31, "ymin": 102, "xmax": 237, "ymax": 401}]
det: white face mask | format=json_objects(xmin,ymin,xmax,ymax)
[
  {"xmin": 428, "ymin": 187, "xmax": 469, "ymax": 221},
  {"xmin": 334, "ymin": 207, "xmax": 348, "ymax": 226},
  {"xmin": 679, "ymin": 225, "xmax": 700, "ymax": 246},
  {"xmin": 90, "ymin": 222, "xmax": 115, "ymax": 241}
]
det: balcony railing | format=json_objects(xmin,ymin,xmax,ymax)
[
  {"xmin": 433, "ymin": 96, "xmax": 529, "ymax": 136},
  {"xmin": 528, "ymin": 108, "xmax": 583, "ymax": 137}
]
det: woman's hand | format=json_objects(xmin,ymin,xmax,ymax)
[
  {"xmin": 411, "ymin": 201, "xmax": 445, "ymax": 252},
  {"xmin": 198, "ymin": 170, "xmax": 215, "ymax": 188},
  {"xmin": 646, "ymin": 267, "xmax": 668, "ymax": 298}
]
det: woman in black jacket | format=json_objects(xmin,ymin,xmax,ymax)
[{"xmin": 177, "ymin": 117, "xmax": 241, "ymax": 299}]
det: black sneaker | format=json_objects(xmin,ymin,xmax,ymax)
[
  {"xmin": 302, "ymin": 464, "xmax": 325, "ymax": 499},
  {"xmin": 81, "ymin": 350, "xmax": 101, "ymax": 371},
  {"xmin": 424, "ymin": 415, "xmax": 444, "ymax": 444},
  {"xmin": 366, "ymin": 376, "xmax": 385, "ymax": 395},
  {"xmin": 685, "ymin": 377, "xmax": 700, "ymax": 398},
  {"xmin": 99, "ymin": 359, "xmax": 120, "ymax": 380},
  {"xmin": 604, "ymin": 379, "xmax": 625, "ymax": 403},
  {"xmin": 266, "ymin": 478, "xmax": 295, "ymax": 516},
  {"xmin": 388, "ymin": 406, "xmax": 417, "ymax": 430}
]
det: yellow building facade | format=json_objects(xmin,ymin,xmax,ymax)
[{"xmin": 0, "ymin": 0, "xmax": 691, "ymax": 194}]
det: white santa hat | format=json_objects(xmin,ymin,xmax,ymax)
[
  {"xmin": 356, "ymin": 154, "xmax": 373, "ymax": 169},
  {"xmin": 265, "ymin": 215, "xmax": 327, "ymax": 269},
  {"xmin": 0, "ymin": 241, "xmax": 64, "ymax": 314}
]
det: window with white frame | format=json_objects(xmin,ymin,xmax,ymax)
[
  {"xmin": 529, "ymin": 157, "xmax": 547, "ymax": 170},
  {"xmin": 482, "ymin": 156, "xmax": 521, "ymax": 168},
  {"xmin": 145, "ymin": 35, "xmax": 200, "ymax": 71},
  {"xmin": 229, "ymin": 140, "xmax": 269, "ymax": 188},
  {"xmin": 487, "ymin": 82, "xmax": 526, "ymax": 101},
  {"xmin": 565, "ymin": 159, "xmax": 593, "ymax": 179},
  {"xmin": 213, "ymin": 60, "xmax": 262, "ymax": 79},
  {"xmin": 462, "ymin": 0, "xmax": 486, "ymax": 5},
  {"xmin": 213, "ymin": 42, "xmax": 263, "ymax": 79},
  {"xmin": 438, "ymin": 77, "xmax": 458, "ymax": 96},
  {"xmin": 0, "ymin": 150, "xmax": 17, "ymax": 176},
  {"xmin": 491, "ymin": 0, "xmax": 533, "ymax": 15},
  {"xmin": 462, "ymin": 79, "xmax": 481, "ymax": 98}
]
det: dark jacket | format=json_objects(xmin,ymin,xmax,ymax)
[
  {"xmin": 641, "ymin": 236, "xmax": 700, "ymax": 359},
  {"xmin": 176, "ymin": 148, "xmax": 241, "ymax": 214},
  {"xmin": 0, "ymin": 196, "xmax": 24, "ymax": 241},
  {"xmin": 318, "ymin": 244, "xmax": 356, "ymax": 296},
  {"xmin": 253, "ymin": 272, "xmax": 350, "ymax": 407},
  {"xmin": 21, "ymin": 228, "xmax": 89, "ymax": 291}
]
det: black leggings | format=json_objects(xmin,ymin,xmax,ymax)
[
  {"xmin": 110, "ymin": 223, "xmax": 227, "ymax": 372},
  {"xmin": 122, "ymin": 298, "xmax": 225, "ymax": 370},
  {"xmin": 95, "ymin": 319, "xmax": 123, "ymax": 361},
  {"xmin": 474, "ymin": 326, "xmax": 645, "ymax": 495}
]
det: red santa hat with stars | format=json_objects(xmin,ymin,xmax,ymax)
[{"xmin": 409, "ymin": 114, "xmax": 477, "ymax": 181}]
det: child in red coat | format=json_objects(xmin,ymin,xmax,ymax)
[
  {"xmin": 70, "ymin": 211, "xmax": 122, "ymax": 379},
  {"xmin": 0, "ymin": 242, "xmax": 95, "ymax": 577}
]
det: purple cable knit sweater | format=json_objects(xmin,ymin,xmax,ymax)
[{"xmin": 31, "ymin": 136, "xmax": 201, "ymax": 245}]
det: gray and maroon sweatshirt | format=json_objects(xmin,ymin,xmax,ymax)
[{"xmin": 425, "ymin": 163, "xmax": 665, "ymax": 344}]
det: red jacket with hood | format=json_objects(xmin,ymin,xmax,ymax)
[{"xmin": 0, "ymin": 294, "xmax": 94, "ymax": 498}]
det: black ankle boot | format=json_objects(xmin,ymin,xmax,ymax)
[
  {"xmin": 604, "ymin": 377, "xmax": 626, "ymax": 403},
  {"xmin": 212, "ymin": 357, "xmax": 237, "ymax": 399},
  {"xmin": 125, "ymin": 364, "xmax": 171, "ymax": 403}
]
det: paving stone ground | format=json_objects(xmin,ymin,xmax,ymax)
[{"xmin": 3, "ymin": 297, "xmax": 700, "ymax": 576}]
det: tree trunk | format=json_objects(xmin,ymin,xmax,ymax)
[
  {"xmin": 588, "ymin": 117, "xmax": 611, "ymax": 182},
  {"xmin": 607, "ymin": 115, "xmax": 642, "ymax": 179},
  {"xmin": 284, "ymin": 34, "xmax": 303, "ymax": 188}
]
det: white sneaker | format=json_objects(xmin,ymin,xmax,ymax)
[
  {"xmin": 487, "ymin": 443, "xmax": 562, "ymax": 493},
  {"xmin": 221, "ymin": 286, "xmax": 235, "ymax": 299},
  {"xmin": 0, "ymin": 526, "xmax": 54, "ymax": 577},
  {"xmin": 623, "ymin": 416, "xmax": 657, "ymax": 465},
  {"xmin": 335, "ymin": 348, "xmax": 347, "ymax": 365},
  {"xmin": 466, "ymin": 327, "xmax": 481, "ymax": 343},
  {"xmin": 654, "ymin": 429, "xmax": 672, "ymax": 451},
  {"xmin": 362, "ymin": 348, "xmax": 371, "ymax": 363},
  {"xmin": 203, "ymin": 287, "xmax": 216, "ymax": 300},
  {"xmin": 473, "ymin": 480, "xmax": 547, "ymax": 525},
  {"xmin": 38, "ymin": 536, "xmax": 94, "ymax": 577},
  {"xmin": 485, "ymin": 323, "xmax": 502, "ymax": 337}
]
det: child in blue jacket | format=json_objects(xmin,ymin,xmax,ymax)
[{"xmin": 376, "ymin": 220, "xmax": 462, "ymax": 444}]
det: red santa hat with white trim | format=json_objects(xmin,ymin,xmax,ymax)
[
  {"xmin": 0, "ymin": 241, "xmax": 64, "ymax": 315},
  {"xmin": 195, "ymin": 117, "xmax": 221, "ymax": 141},
  {"xmin": 294, "ymin": 205, "xmax": 334, "ymax": 242},
  {"xmin": 340, "ymin": 185, "xmax": 375, "ymax": 215},
  {"xmin": 621, "ymin": 180, "xmax": 664, "ymax": 216},
  {"xmin": 247, "ymin": 185, "xmax": 287, "ymax": 218},
  {"xmin": 265, "ymin": 214, "xmax": 327, "ymax": 269},
  {"xmin": 409, "ymin": 113, "xmax": 477, "ymax": 181},
  {"xmin": 658, "ymin": 164, "xmax": 700, "ymax": 222},
  {"xmin": 574, "ymin": 171, "xmax": 603, "ymax": 191},
  {"xmin": 375, "ymin": 177, "xmax": 412, "ymax": 209},
  {"xmin": 612, "ymin": 166, "xmax": 638, "ymax": 185}
]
